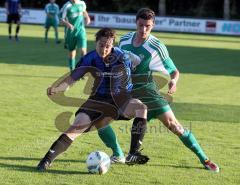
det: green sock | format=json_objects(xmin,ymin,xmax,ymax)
[
  {"xmin": 68, "ymin": 58, "xmax": 75, "ymax": 71},
  {"xmin": 179, "ymin": 130, "xmax": 208, "ymax": 164},
  {"xmin": 98, "ymin": 125, "xmax": 124, "ymax": 157},
  {"xmin": 55, "ymin": 30, "xmax": 59, "ymax": 42}
]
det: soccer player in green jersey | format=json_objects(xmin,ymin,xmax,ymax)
[
  {"xmin": 59, "ymin": 1, "xmax": 71, "ymax": 49},
  {"xmin": 98, "ymin": 8, "xmax": 219, "ymax": 172},
  {"xmin": 60, "ymin": 0, "xmax": 91, "ymax": 71},
  {"xmin": 44, "ymin": 0, "xmax": 61, "ymax": 44}
]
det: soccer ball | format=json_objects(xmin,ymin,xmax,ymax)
[{"xmin": 86, "ymin": 151, "xmax": 111, "ymax": 175}]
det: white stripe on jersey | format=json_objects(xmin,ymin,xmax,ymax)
[
  {"xmin": 61, "ymin": 1, "xmax": 86, "ymax": 20},
  {"xmin": 119, "ymin": 32, "xmax": 134, "ymax": 47},
  {"xmin": 142, "ymin": 41, "xmax": 169, "ymax": 75},
  {"xmin": 61, "ymin": 3, "xmax": 72, "ymax": 20},
  {"xmin": 149, "ymin": 36, "xmax": 169, "ymax": 60}
]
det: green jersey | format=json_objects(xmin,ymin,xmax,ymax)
[
  {"xmin": 45, "ymin": 3, "xmax": 59, "ymax": 19},
  {"xmin": 119, "ymin": 32, "xmax": 177, "ymax": 90},
  {"xmin": 119, "ymin": 32, "xmax": 177, "ymax": 120},
  {"xmin": 45, "ymin": 2, "xmax": 59, "ymax": 27},
  {"xmin": 61, "ymin": 0, "xmax": 86, "ymax": 34}
]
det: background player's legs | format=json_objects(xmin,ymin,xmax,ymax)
[
  {"xmin": 37, "ymin": 113, "xmax": 91, "ymax": 171},
  {"xmin": 15, "ymin": 21, "xmax": 20, "ymax": 41},
  {"xmin": 158, "ymin": 110, "xmax": 219, "ymax": 172},
  {"xmin": 68, "ymin": 50, "xmax": 76, "ymax": 71},
  {"xmin": 79, "ymin": 47, "xmax": 87, "ymax": 57},
  {"xmin": 77, "ymin": 34, "xmax": 87, "ymax": 57},
  {"xmin": 8, "ymin": 23, "xmax": 12, "ymax": 39},
  {"xmin": 44, "ymin": 27, "xmax": 50, "ymax": 43},
  {"xmin": 53, "ymin": 26, "xmax": 61, "ymax": 44}
]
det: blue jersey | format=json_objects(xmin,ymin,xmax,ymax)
[
  {"xmin": 71, "ymin": 47, "xmax": 133, "ymax": 97},
  {"xmin": 6, "ymin": 0, "xmax": 21, "ymax": 14}
]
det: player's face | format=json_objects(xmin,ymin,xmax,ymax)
[
  {"xmin": 96, "ymin": 37, "xmax": 114, "ymax": 59},
  {"xmin": 136, "ymin": 18, "xmax": 154, "ymax": 39},
  {"xmin": 50, "ymin": 0, "xmax": 55, "ymax": 3}
]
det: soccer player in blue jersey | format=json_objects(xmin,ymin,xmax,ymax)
[
  {"xmin": 5, "ymin": 0, "xmax": 22, "ymax": 41},
  {"xmin": 98, "ymin": 8, "xmax": 220, "ymax": 172},
  {"xmin": 37, "ymin": 28, "xmax": 149, "ymax": 171},
  {"xmin": 44, "ymin": 0, "xmax": 61, "ymax": 44}
]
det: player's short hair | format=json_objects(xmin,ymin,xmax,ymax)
[
  {"xmin": 95, "ymin": 28, "xmax": 116, "ymax": 42},
  {"xmin": 136, "ymin": 8, "xmax": 155, "ymax": 22}
]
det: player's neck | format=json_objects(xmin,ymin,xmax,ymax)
[
  {"xmin": 71, "ymin": 0, "xmax": 79, "ymax": 4},
  {"xmin": 133, "ymin": 34, "xmax": 147, "ymax": 47}
]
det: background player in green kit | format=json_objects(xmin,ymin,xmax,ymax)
[
  {"xmin": 60, "ymin": 0, "xmax": 91, "ymax": 71},
  {"xmin": 98, "ymin": 8, "xmax": 220, "ymax": 172},
  {"xmin": 44, "ymin": 0, "xmax": 61, "ymax": 44},
  {"xmin": 59, "ymin": 1, "xmax": 71, "ymax": 49}
]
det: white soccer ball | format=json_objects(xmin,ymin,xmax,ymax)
[{"xmin": 86, "ymin": 151, "xmax": 111, "ymax": 175}]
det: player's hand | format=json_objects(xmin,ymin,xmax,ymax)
[
  {"xmin": 168, "ymin": 79, "xmax": 177, "ymax": 94},
  {"xmin": 47, "ymin": 87, "xmax": 57, "ymax": 96},
  {"xmin": 68, "ymin": 24, "xmax": 74, "ymax": 31}
]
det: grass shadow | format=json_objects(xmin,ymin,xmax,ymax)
[
  {"xmin": 148, "ymin": 163, "xmax": 204, "ymax": 170},
  {"xmin": 0, "ymin": 156, "xmax": 85, "ymax": 163},
  {"xmin": 0, "ymin": 162, "xmax": 89, "ymax": 174},
  {"xmin": 0, "ymin": 35, "xmax": 239, "ymax": 76},
  {"xmin": 0, "ymin": 156, "xmax": 89, "ymax": 174}
]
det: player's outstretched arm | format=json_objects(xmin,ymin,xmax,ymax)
[
  {"xmin": 60, "ymin": 19, "xmax": 74, "ymax": 30},
  {"xmin": 168, "ymin": 69, "xmax": 179, "ymax": 94},
  {"xmin": 47, "ymin": 76, "xmax": 75, "ymax": 96},
  {"xmin": 83, "ymin": 11, "xmax": 91, "ymax": 25}
]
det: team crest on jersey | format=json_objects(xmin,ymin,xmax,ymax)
[{"xmin": 104, "ymin": 53, "xmax": 119, "ymax": 66}]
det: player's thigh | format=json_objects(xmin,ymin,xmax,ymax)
[
  {"xmin": 12, "ymin": 14, "xmax": 20, "ymax": 24},
  {"xmin": 52, "ymin": 20, "xmax": 59, "ymax": 30},
  {"xmin": 6, "ymin": 14, "xmax": 11, "ymax": 23},
  {"xmin": 45, "ymin": 19, "xmax": 51, "ymax": 29},
  {"xmin": 94, "ymin": 117, "xmax": 113, "ymax": 129},
  {"xmin": 65, "ymin": 112, "xmax": 91, "ymax": 134},
  {"xmin": 66, "ymin": 34, "xmax": 77, "ymax": 51},
  {"xmin": 157, "ymin": 109, "xmax": 184, "ymax": 134},
  {"xmin": 76, "ymin": 32, "xmax": 87, "ymax": 50},
  {"xmin": 122, "ymin": 98, "xmax": 147, "ymax": 118}
]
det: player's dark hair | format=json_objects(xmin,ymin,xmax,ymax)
[
  {"xmin": 95, "ymin": 27, "xmax": 116, "ymax": 42},
  {"xmin": 136, "ymin": 8, "xmax": 155, "ymax": 22}
]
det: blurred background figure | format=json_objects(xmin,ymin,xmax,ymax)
[
  {"xmin": 44, "ymin": 0, "xmax": 61, "ymax": 44},
  {"xmin": 60, "ymin": 0, "xmax": 91, "ymax": 71},
  {"xmin": 5, "ymin": 0, "xmax": 22, "ymax": 41}
]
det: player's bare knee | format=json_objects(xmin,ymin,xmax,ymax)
[
  {"xmin": 166, "ymin": 120, "xmax": 183, "ymax": 135},
  {"xmin": 135, "ymin": 103, "xmax": 147, "ymax": 118},
  {"xmin": 75, "ymin": 112, "xmax": 91, "ymax": 123}
]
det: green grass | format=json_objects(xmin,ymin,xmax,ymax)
[{"xmin": 0, "ymin": 23, "xmax": 239, "ymax": 185}]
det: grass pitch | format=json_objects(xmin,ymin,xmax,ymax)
[{"xmin": 0, "ymin": 23, "xmax": 239, "ymax": 185}]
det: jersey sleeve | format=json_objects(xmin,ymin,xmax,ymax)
[
  {"xmin": 44, "ymin": 4, "xmax": 49, "ymax": 13},
  {"xmin": 82, "ymin": 1, "xmax": 87, "ymax": 11},
  {"xmin": 123, "ymin": 50, "xmax": 141, "ymax": 70},
  {"xmin": 149, "ymin": 42, "xmax": 177, "ymax": 75},
  {"xmin": 61, "ymin": 3, "xmax": 71, "ymax": 20}
]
